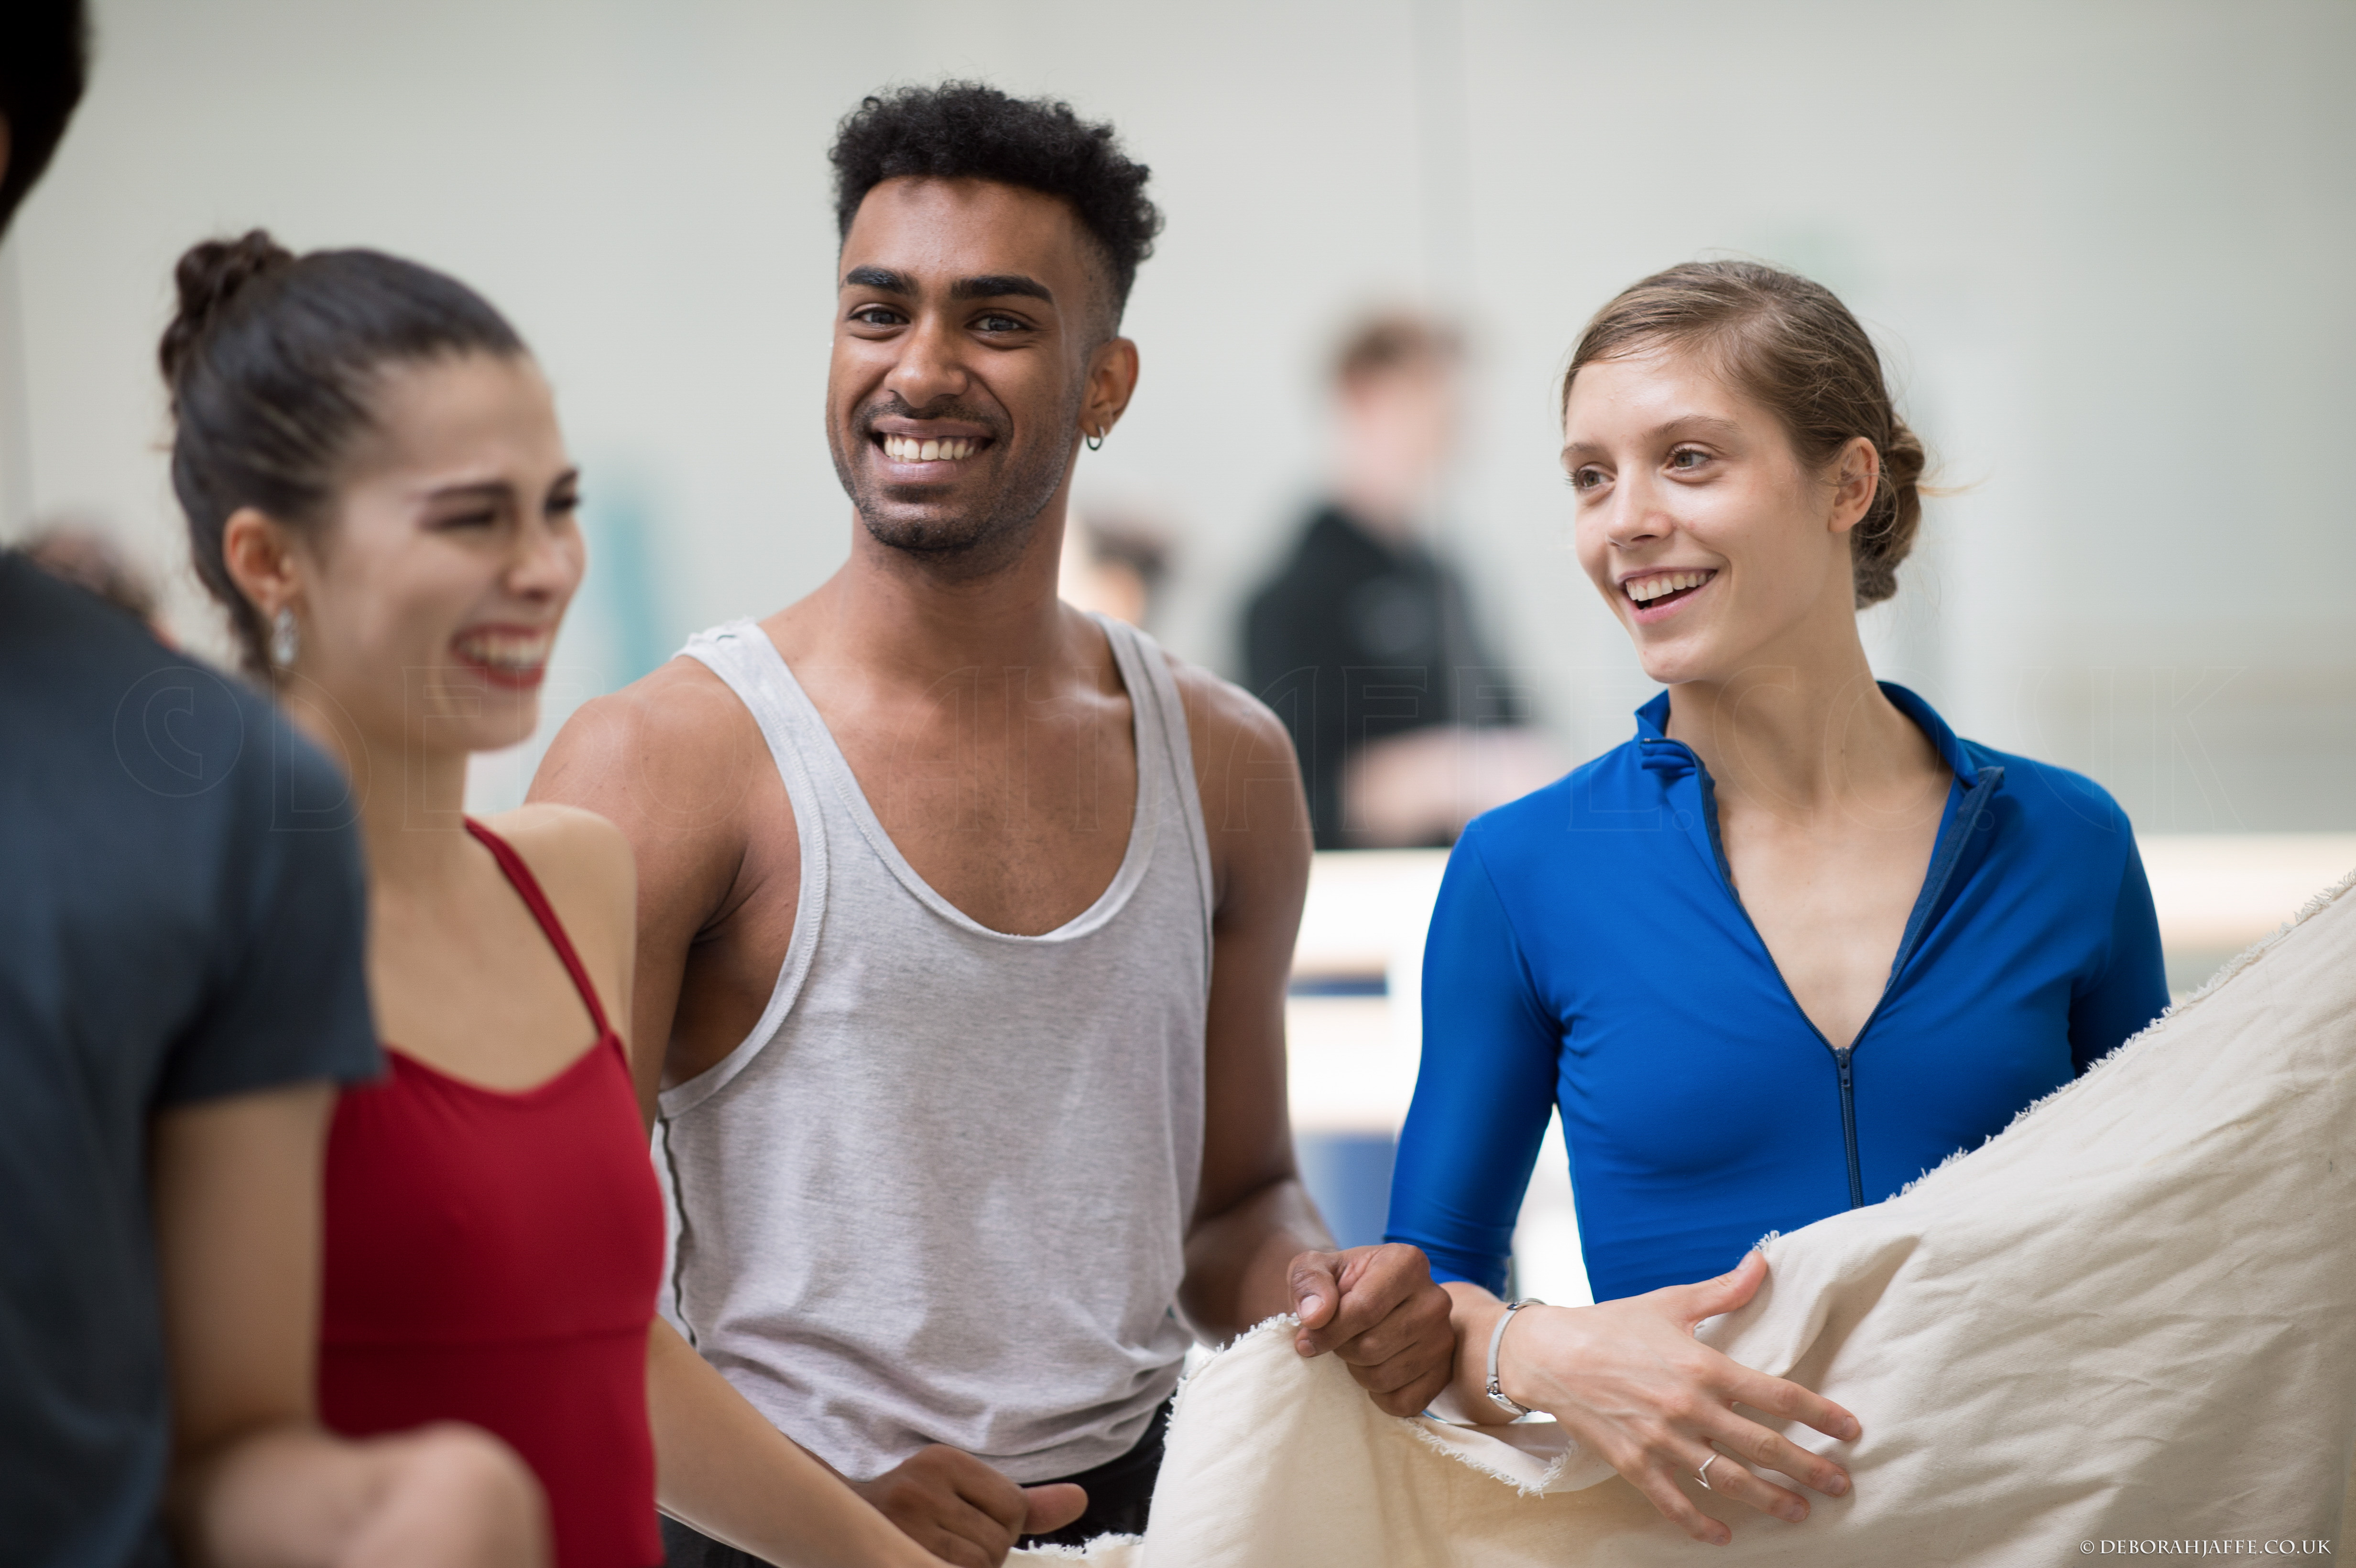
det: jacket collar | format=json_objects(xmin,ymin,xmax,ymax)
[
  {"xmin": 1877, "ymin": 682, "xmax": 1982, "ymax": 782},
  {"xmin": 1634, "ymin": 688, "xmax": 1675, "ymax": 741},
  {"xmin": 1630, "ymin": 682, "xmax": 2005, "ymax": 1005},
  {"xmin": 1634, "ymin": 682, "xmax": 1986, "ymax": 785}
]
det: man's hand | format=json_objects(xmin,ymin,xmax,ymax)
[
  {"xmin": 850, "ymin": 1446, "xmax": 1085, "ymax": 1568},
  {"xmin": 1287, "ymin": 1242, "xmax": 1455, "ymax": 1416}
]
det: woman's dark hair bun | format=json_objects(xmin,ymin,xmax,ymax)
[
  {"xmin": 159, "ymin": 230, "xmax": 296, "ymax": 388},
  {"xmin": 158, "ymin": 231, "xmax": 526, "ymax": 681}
]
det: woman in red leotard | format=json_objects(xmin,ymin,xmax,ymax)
[{"xmin": 160, "ymin": 231, "xmax": 957, "ymax": 1568}]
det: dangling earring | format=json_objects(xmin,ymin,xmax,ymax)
[
  {"xmin": 271, "ymin": 605, "xmax": 300, "ymax": 668},
  {"xmin": 1085, "ymin": 428, "xmax": 1105, "ymax": 452}
]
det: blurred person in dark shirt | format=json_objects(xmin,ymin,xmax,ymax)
[
  {"xmin": 1244, "ymin": 312, "xmax": 1561, "ymax": 848},
  {"xmin": 0, "ymin": 4, "xmax": 545, "ymax": 1562}
]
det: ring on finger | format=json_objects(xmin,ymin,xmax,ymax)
[{"xmin": 1697, "ymin": 1454, "xmax": 1723, "ymax": 1492}]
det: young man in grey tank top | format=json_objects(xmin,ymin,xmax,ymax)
[{"xmin": 534, "ymin": 86, "xmax": 1456, "ymax": 1567}]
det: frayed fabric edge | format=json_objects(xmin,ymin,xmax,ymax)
[
  {"xmin": 1405, "ymin": 1417, "xmax": 1579, "ymax": 1498},
  {"xmin": 1172, "ymin": 1312, "xmax": 1300, "ymax": 1411},
  {"xmin": 1190, "ymin": 1313, "xmax": 1584, "ymax": 1499},
  {"xmin": 1018, "ymin": 1536, "xmax": 1143, "ymax": 1559},
  {"xmin": 1895, "ymin": 861, "xmax": 2356, "ymax": 1202},
  {"xmin": 2161, "ymin": 859, "xmax": 2356, "ymax": 1014}
]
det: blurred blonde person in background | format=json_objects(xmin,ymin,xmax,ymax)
[{"xmin": 1244, "ymin": 312, "xmax": 1562, "ymax": 848}]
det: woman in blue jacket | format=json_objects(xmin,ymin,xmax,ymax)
[{"xmin": 1385, "ymin": 261, "xmax": 2167, "ymax": 1545}]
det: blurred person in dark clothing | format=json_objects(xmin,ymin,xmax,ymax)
[
  {"xmin": 1244, "ymin": 312, "xmax": 1560, "ymax": 849},
  {"xmin": 0, "ymin": 5, "xmax": 545, "ymax": 1563}
]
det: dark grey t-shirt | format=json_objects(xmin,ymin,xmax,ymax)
[{"xmin": 0, "ymin": 553, "xmax": 380, "ymax": 1567}]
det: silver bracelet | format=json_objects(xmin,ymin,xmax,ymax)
[{"xmin": 1484, "ymin": 1297, "xmax": 1544, "ymax": 1418}]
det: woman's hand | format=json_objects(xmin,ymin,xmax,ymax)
[{"xmin": 1460, "ymin": 1253, "xmax": 1860, "ymax": 1546}]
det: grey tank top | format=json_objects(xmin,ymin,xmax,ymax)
[{"xmin": 655, "ymin": 615, "xmax": 1213, "ymax": 1483}]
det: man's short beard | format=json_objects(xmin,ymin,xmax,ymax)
[{"xmin": 832, "ymin": 388, "xmax": 1084, "ymax": 582}]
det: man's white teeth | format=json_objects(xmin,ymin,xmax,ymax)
[
  {"xmin": 1626, "ymin": 569, "xmax": 1715, "ymax": 604},
  {"xmin": 882, "ymin": 435, "xmax": 980, "ymax": 462},
  {"xmin": 454, "ymin": 630, "xmax": 552, "ymax": 671}
]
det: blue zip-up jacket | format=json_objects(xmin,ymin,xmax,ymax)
[{"xmin": 1385, "ymin": 684, "xmax": 2168, "ymax": 1303}]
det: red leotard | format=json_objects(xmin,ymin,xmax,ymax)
[{"xmin": 320, "ymin": 820, "xmax": 664, "ymax": 1568}]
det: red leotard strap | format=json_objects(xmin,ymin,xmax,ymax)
[{"xmin": 464, "ymin": 818, "xmax": 614, "ymax": 1039}]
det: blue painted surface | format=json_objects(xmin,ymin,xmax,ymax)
[
  {"xmin": 1296, "ymin": 1130, "xmax": 1397, "ymax": 1252},
  {"xmin": 583, "ymin": 478, "xmax": 671, "ymax": 689},
  {"xmin": 1287, "ymin": 974, "xmax": 1389, "ymax": 998}
]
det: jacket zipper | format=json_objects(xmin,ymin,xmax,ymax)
[
  {"xmin": 1833, "ymin": 1049, "xmax": 1862, "ymax": 1208},
  {"xmin": 1658, "ymin": 737, "xmax": 2003, "ymax": 1211}
]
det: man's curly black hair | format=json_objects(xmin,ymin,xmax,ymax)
[{"xmin": 829, "ymin": 82, "xmax": 1162, "ymax": 330}]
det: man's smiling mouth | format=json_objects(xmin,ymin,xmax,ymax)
[{"xmin": 877, "ymin": 433, "xmax": 987, "ymax": 464}]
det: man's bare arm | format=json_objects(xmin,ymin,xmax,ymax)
[
  {"xmin": 1171, "ymin": 663, "xmax": 1324, "ymax": 1335},
  {"xmin": 1169, "ymin": 660, "xmax": 1456, "ymax": 1416},
  {"xmin": 527, "ymin": 657, "xmax": 782, "ymax": 1120}
]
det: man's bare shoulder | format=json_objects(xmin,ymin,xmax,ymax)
[
  {"xmin": 1161, "ymin": 650, "xmax": 1291, "ymax": 758},
  {"xmin": 530, "ymin": 655, "xmax": 774, "ymax": 852},
  {"xmin": 1158, "ymin": 649, "xmax": 1309, "ymax": 854}
]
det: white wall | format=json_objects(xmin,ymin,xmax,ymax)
[{"xmin": 5, "ymin": 0, "xmax": 2349, "ymax": 826}]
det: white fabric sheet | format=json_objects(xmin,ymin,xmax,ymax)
[{"xmin": 1018, "ymin": 867, "xmax": 2356, "ymax": 1565}]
